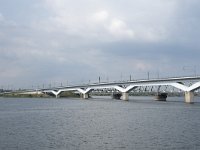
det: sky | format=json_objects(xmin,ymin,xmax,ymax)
[{"xmin": 0, "ymin": 0, "xmax": 200, "ymax": 89}]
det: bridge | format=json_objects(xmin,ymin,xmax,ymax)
[{"xmin": 41, "ymin": 76, "xmax": 200, "ymax": 103}]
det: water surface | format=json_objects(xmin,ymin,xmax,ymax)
[{"xmin": 0, "ymin": 96, "xmax": 200, "ymax": 150}]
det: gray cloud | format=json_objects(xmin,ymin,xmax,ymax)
[{"xmin": 0, "ymin": 0, "xmax": 200, "ymax": 88}]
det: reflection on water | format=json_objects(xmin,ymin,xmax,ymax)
[{"xmin": 0, "ymin": 97, "xmax": 200, "ymax": 150}]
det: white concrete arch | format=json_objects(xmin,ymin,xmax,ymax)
[
  {"xmin": 188, "ymin": 81, "xmax": 200, "ymax": 92},
  {"xmin": 41, "ymin": 76, "xmax": 200, "ymax": 103}
]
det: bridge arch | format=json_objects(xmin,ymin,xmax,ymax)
[{"xmin": 41, "ymin": 76, "xmax": 200, "ymax": 103}]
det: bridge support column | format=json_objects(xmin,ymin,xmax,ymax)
[
  {"xmin": 55, "ymin": 94, "xmax": 60, "ymax": 98},
  {"xmin": 83, "ymin": 93, "xmax": 89, "ymax": 99},
  {"xmin": 185, "ymin": 91, "xmax": 194, "ymax": 104},
  {"xmin": 121, "ymin": 92, "xmax": 129, "ymax": 101}
]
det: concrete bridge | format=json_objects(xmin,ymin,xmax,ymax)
[{"xmin": 42, "ymin": 76, "xmax": 200, "ymax": 103}]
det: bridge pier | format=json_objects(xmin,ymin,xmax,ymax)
[
  {"xmin": 121, "ymin": 92, "xmax": 129, "ymax": 101},
  {"xmin": 83, "ymin": 93, "xmax": 89, "ymax": 99},
  {"xmin": 51, "ymin": 91, "xmax": 61, "ymax": 98},
  {"xmin": 55, "ymin": 94, "xmax": 60, "ymax": 98},
  {"xmin": 185, "ymin": 91, "xmax": 194, "ymax": 103}
]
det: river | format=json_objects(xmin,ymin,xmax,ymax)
[{"xmin": 0, "ymin": 96, "xmax": 200, "ymax": 150}]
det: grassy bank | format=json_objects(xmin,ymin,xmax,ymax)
[{"xmin": 0, "ymin": 91, "xmax": 80, "ymax": 98}]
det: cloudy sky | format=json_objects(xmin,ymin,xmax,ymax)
[{"xmin": 0, "ymin": 0, "xmax": 200, "ymax": 89}]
